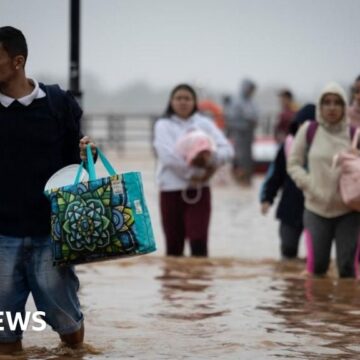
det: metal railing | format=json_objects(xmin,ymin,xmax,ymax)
[
  {"xmin": 82, "ymin": 113, "xmax": 159, "ymax": 152},
  {"xmin": 82, "ymin": 112, "xmax": 278, "ymax": 152}
]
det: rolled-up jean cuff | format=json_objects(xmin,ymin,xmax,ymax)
[{"xmin": 55, "ymin": 314, "xmax": 84, "ymax": 336}]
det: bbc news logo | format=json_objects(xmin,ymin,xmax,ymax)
[{"xmin": 0, "ymin": 311, "xmax": 46, "ymax": 331}]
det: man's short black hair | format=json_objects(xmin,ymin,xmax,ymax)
[
  {"xmin": 0, "ymin": 26, "xmax": 28, "ymax": 63},
  {"xmin": 278, "ymin": 89, "xmax": 293, "ymax": 100}
]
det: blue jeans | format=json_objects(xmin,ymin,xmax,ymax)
[{"xmin": 0, "ymin": 234, "xmax": 83, "ymax": 343}]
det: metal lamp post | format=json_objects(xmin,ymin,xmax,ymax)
[{"xmin": 69, "ymin": 0, "xmax": 82, "ymax": 104}]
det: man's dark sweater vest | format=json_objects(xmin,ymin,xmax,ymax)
[{"xmin": 0, "ymin": 94, "xmax": 82, "ymax": 237}]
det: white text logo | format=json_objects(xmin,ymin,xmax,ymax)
[{"xmin": 0, "ymin": 311, "xmax": 46, "ymax": 331}]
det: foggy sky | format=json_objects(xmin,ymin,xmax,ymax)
[{"xmin": 1, "ymin": 0, "xmax": 359, "ymax": 99}]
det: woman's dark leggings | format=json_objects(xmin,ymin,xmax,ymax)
[
  {"xmin": 160, "ymin": 187, "xmax": 211, "ymax": 257},
  {"xmin": 279, "ymin": 222, "xmax": 303, "ymax": 258},
  {"xmin": 304, "ymin": 210, "xmax": 360, "ymax": 278}
]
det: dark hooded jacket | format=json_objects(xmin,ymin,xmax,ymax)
[{"xmin": 260, "ymin": 104, "xmax": 315, "ymax": 228}]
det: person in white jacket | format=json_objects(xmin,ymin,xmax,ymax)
[
  {"xmin": 153, "ymin": 84, "xmax": 234, "ymax": 257},
  {"xmin": 287, "ymin": 82, "xmax": 360, "ymax": 278}
]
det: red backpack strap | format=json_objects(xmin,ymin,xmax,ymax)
[
  {"xmin": 350, "ymin": 125, "xmax": 356, "ymax": 140},
  {"xmin": 306, "ymin": 121, "xmax": 318, "ymax": 145}
]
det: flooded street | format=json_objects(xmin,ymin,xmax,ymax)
[{"xmin": 6, "ymin": 153, "xmax": 360, "ymax": 360}]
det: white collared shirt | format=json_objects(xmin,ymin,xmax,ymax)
[
  {"xmin": 0, "ymin": 79, "xmax": 46, "ymax": 107},
  {"xmin": 153, "ymin": 112, "xmax": 234, "ymax": 191}
]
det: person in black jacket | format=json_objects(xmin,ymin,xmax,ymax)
[
  {"xmin": 259, "ymin": 104, "xmax": 315, "ymax": 259},
  {"xmin": 0, "ymin": 26, "xmax": 95, "ymax": 354}
]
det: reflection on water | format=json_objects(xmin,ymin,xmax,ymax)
[
  {"xmin": 3, "ymin": 157, "xmax": 360, "ymax": 359},
  {"xmin": 2, "ymin": 257, "xmax": 360, "ymax": 359},
  {"xmin": 260, "ymin": 273, "xmax": 360, "ymax": 359},
  {"xmin": 156, "ymin": 258, "xmax": 230, "ymax": 321}
]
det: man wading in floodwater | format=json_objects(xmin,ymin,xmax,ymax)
[{"xmin": 0, "ymin": 26, "xmax": 95, "ymax": 354}]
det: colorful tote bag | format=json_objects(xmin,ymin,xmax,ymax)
[{"xmin": 44, "ymin": 145, "xmax": 156, "ymax": 265}]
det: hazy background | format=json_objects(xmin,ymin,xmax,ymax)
[{"xmin": 1, "ymin": 0, "xmax": 359, "ymax": 113}]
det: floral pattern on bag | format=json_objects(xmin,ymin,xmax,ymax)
[{"xmin": 47, "ymin": 175, "xmax": 138, "ymax": 265}]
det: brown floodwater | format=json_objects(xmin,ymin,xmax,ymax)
[{"xmin": 2, "ymin": 154, "xmax": 360, "ymax": 360}]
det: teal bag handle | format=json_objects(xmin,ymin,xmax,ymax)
[
  {"xmin": 96, "ymin": 148, "xmax": 117, "ymax": 177},
  {"xmin": 74, "ymin": 163, "xmax": 85, "ymax": 184},
  {"xmin": 74, "ymin": 145, "xmax": 117, "ymax": 184}
]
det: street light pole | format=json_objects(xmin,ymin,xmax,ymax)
[{"xmin": 69, "ymin": 0, "xmax": 82, "ymax": 104}]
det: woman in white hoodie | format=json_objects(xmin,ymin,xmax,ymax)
[
  {"xmin": 153, "ymin": 84, "xmax": 234, "ymax": 257},
  {"xmin": 287, "ymin": 83, "xmax": 360, "ymax": 278}
]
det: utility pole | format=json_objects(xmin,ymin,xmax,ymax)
[{"xmin": 69, "ymin": 0, "xmax": 82, "ymax": 104}]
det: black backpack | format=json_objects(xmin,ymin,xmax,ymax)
[{"xmin": 39, "ymin": 83, "xmax": 69, "ymax": 124}]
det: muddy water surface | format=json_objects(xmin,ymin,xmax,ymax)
[{"xmin": 3, "ymin": 153, "xmax": 360, "ymax": 360}]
